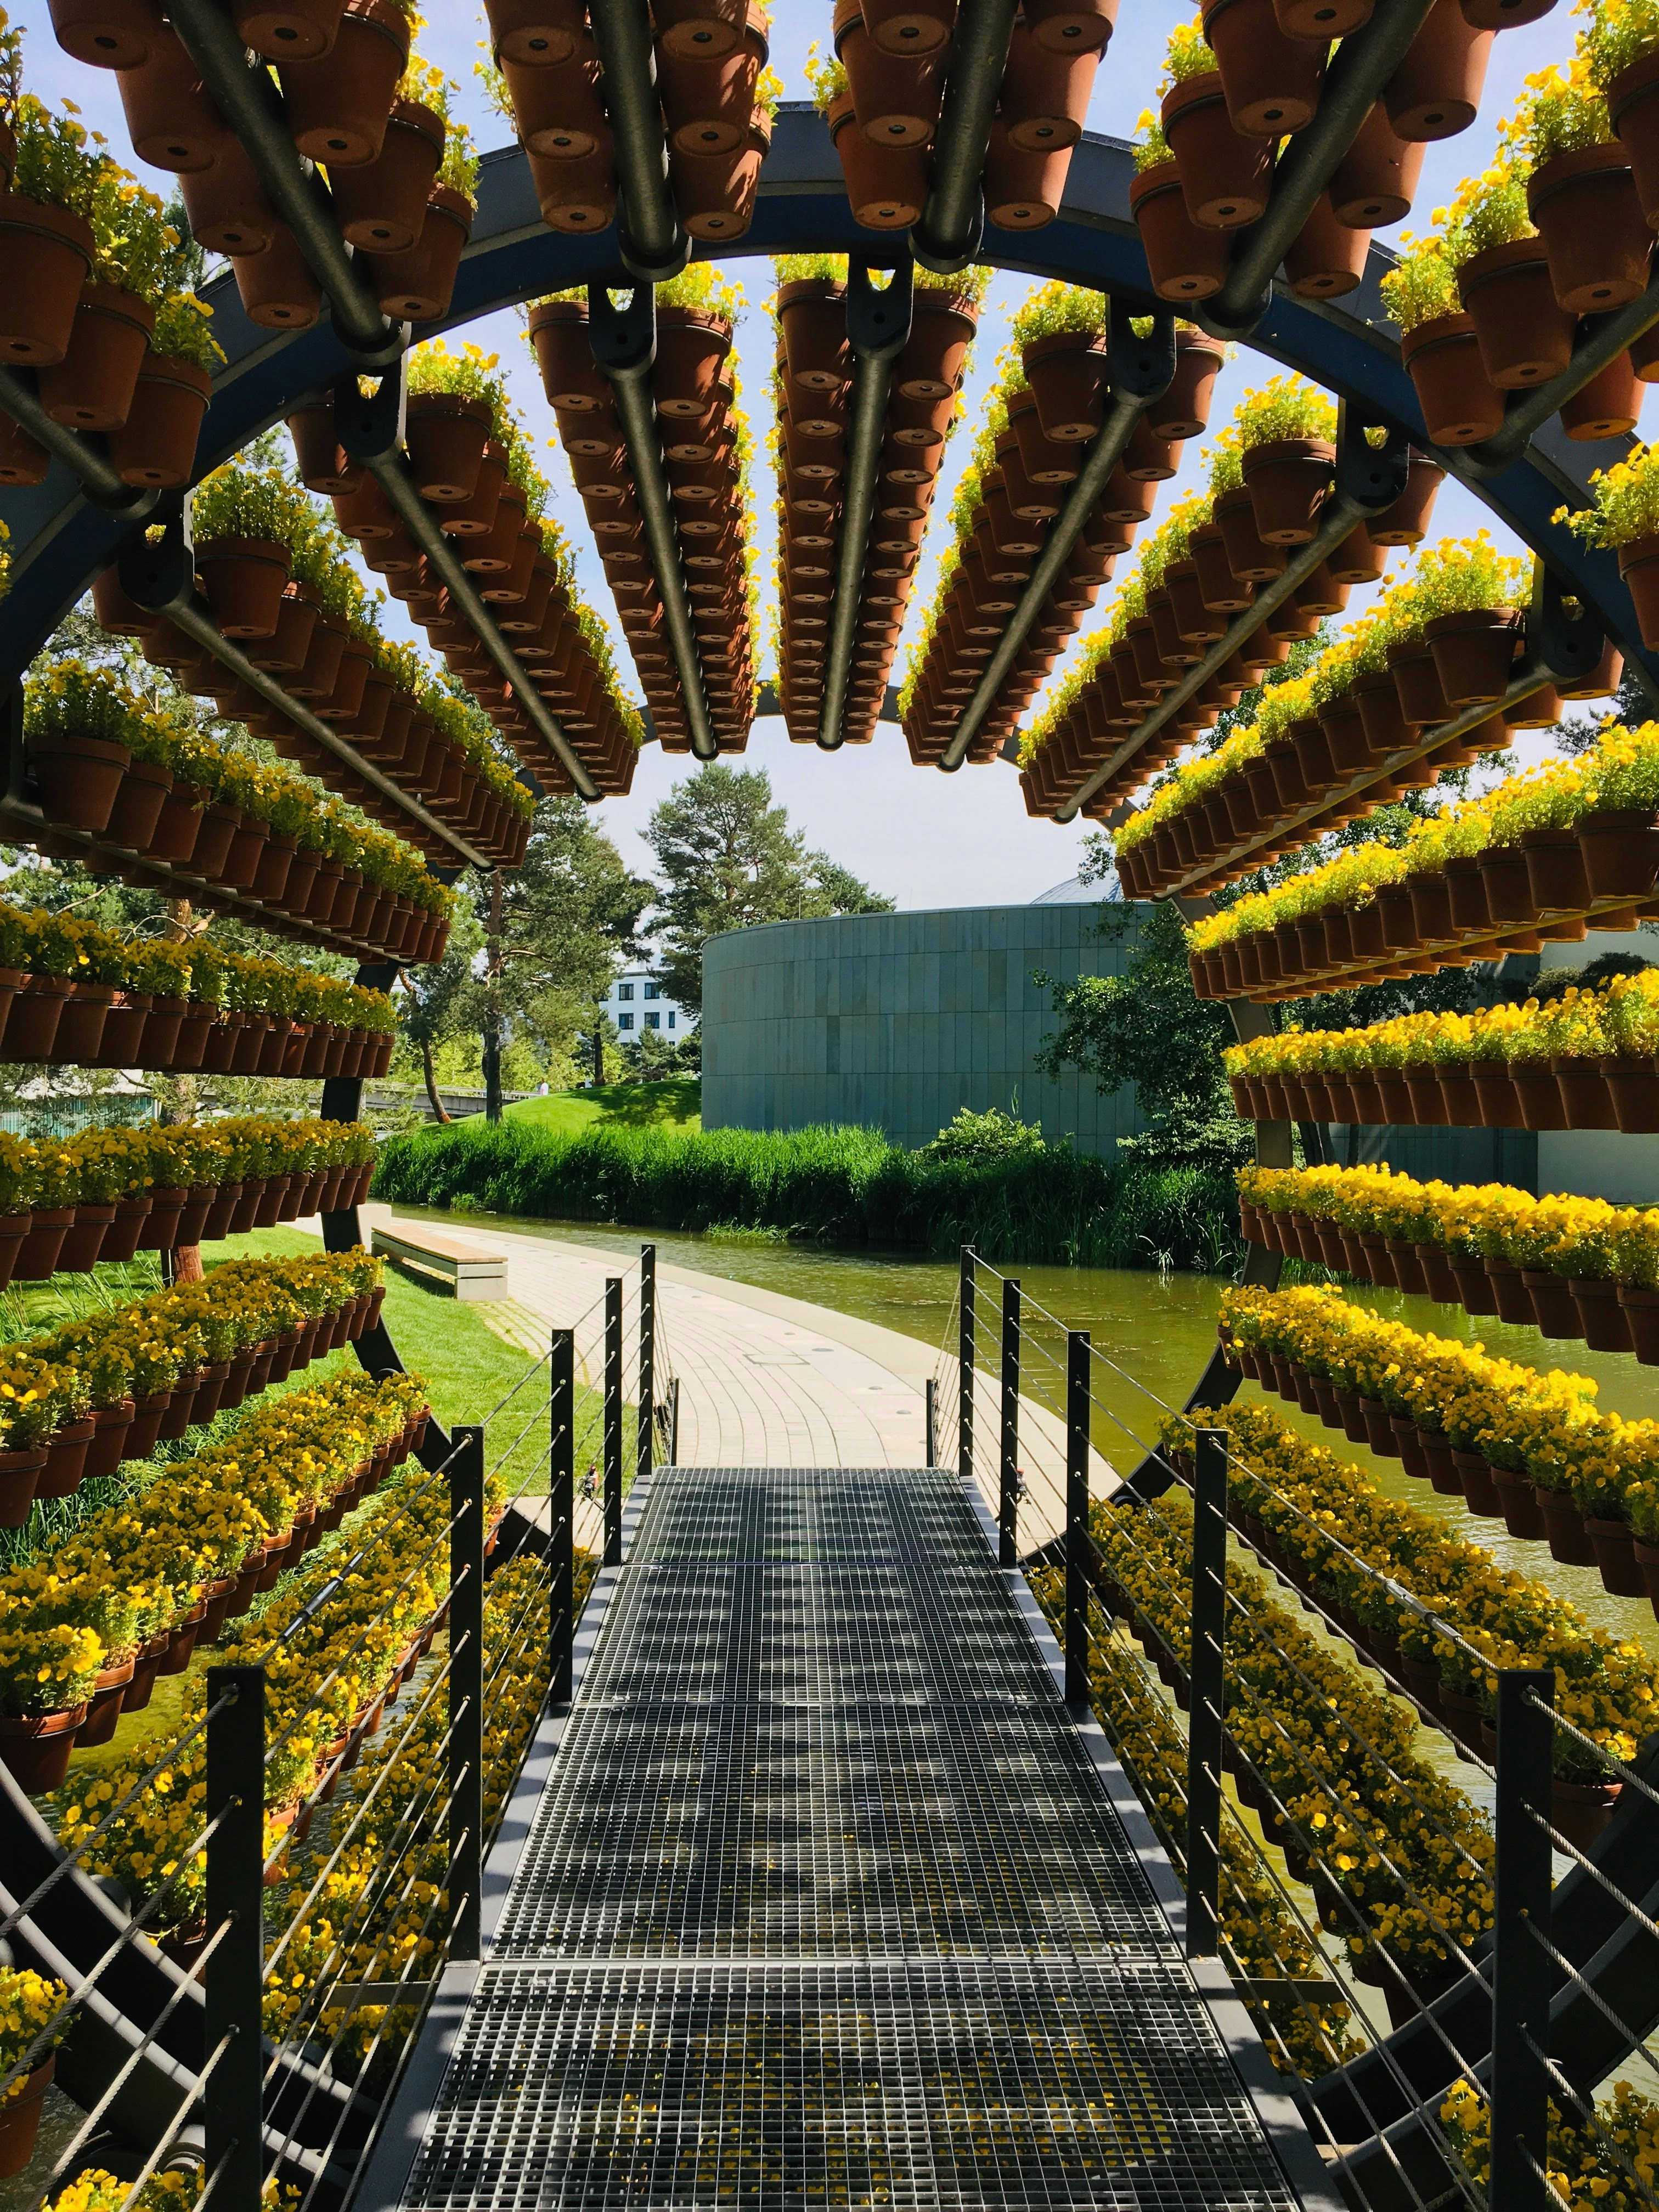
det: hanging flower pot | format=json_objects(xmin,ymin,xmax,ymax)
[
  {"xmin": 1425, "ymin": 606, "xmax": 1520, "ymax": 704},
  {"xmin": 503, "ymin": 42, "xmax": 608, "ymax": 157},
  {"xmin": 177, "ymin": 135, "xmax": 280, "ymax": 256},
  {"xmin": 526, "ymin": 143, "xmax": 618, "ymax": 234},
  {"xmin": 999, "ymin": 14, "xmax": 1099, "ymax": 149},
  {"xmin": 1384, "ymin": 0, "xmax": 1492, "ymax": 140},
  {"xmin": 279, "ymin": 0, "xmax": 411, "ymax": 166},
  {"xmin": 1609, "ymin": 52, "xmax": 1659, "ymax": 228},
  {"xmin": 49, "ymin": 0, "xmax": 165, "ymax": 68},
  {"xmin": 836, "ymin": 13, "xmax": 941, "ymax": 148},
  {"xmin": 1132, "ymin": 160, "xmax": 1238, "ymax": 298},
  {"xmin": 1331, "ymin": 101, "xmax": 1425, "ymax": 225},
  {"xmin": 195, "ymin": 534, "xmax": 292, "ymax": 639},
  {"xmin": 1559, "ymin": 348, "xmax": 1643, "ymax": 440},
  {"xmin": 27, "ymin": 731, "xmax": 131, "ymax": 834},
  {"xmin": 233, "ymin": 0, "xmax": 345, "ymax": 60},
  {"xmin": 0, "ymin": 1715, "xmax": 84, "ymax": 1796},
  {"xmin": 403, "ymin": 389, "xmax": 492, "ymax": 503},
  {"xmin": 106, "ymin": 350, "xmax": 212, "ymax": 488},
  {"xmin": 1368, "ymin": 449, "xmax": 1444, "ymax": 544},
  {"xmin": 1273, "ymin": 0, "xmax": 1368, "ymax": 33},
  {"xmin": 363, "ymin": 179, "xmax": 472, "ymax": 320},
  {"xmin": 0, "ymin": 195, "xmax": 95, "ymax": 366},
  {"xmin": 1284, "ymin": 192, "xmax": 1369, "ymax": 297},
  {"xmin": 1400, "ymin": 311, "xmax": 1504, "ymax": 444},
  {"xmin": 655, "ymin": 305, "xmax": 733, "ymax": 418},
  {"xmin": 1201, "ymin": 0, "xmax": 1324, "ymax": 136},
  {"xmin": 1161, "ymin": 71, "xmax": 1273, "ymax": 229},
  {"xmin": 328, "ymin": 97, "xmax": 445, "ymax": 250},
  {"xmin": 830, "ymin": 95, "xmax": 929, "ymax": 227},
  {"xmin": 1458, "ymin": 236, "xmax": 1578, "ymax": 387},
  {"xmin": 1617, "ymin": 532, "xmax": 1659, "ymax": 648},
  {"xmin": 116, "ymin": 25, "xmax": 228, "ymax": 169},
  {"xmin": 1527, "ymin": 143, "xmax": 1650, "ymax": 314},
  {"xmin": 1146, "ymin": 327, "xmax": 1225, "ymax": 440},
  {"xmin": 0, "ymin": 413, "xmax": 47, "ymax": 486},
  {"xmin": 1021, "ymin": 329, "xmax": 1106, "ymax": 442},
  {"xmin": 671, "ymin": 127, "xmax": 764, "ymax": 239},
  {"xmin": 1458, "ymin": 0, "xmax": 1553, "ymax": 21},
  {"xmin": 1240, "ymin": 435, "xmax": 1334, "ymax": 544},
  {"xmin": 1577, "ymin": 805, "xmax": 1659, "ymax": 897},
  {"xmin": 232, "ymin": 221, "xmax": 322, "ymax": 329}
]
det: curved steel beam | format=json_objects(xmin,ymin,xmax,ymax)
[
  {"xmin": 819, "ymin": 253, "xmax": 915, "ymax": 751},
  {"xmin": 0, "ymin": 370, "xmax": 157, "ymax": 515},
  {"xmin": 587, "ymin": 0, "xmax": 689, "ymax": 284}
]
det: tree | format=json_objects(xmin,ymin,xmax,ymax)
[{"xmin": 643, "ymin": 763, "xmax": 892, "ymax": 1012}]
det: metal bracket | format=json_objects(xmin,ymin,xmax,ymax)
[
  {"xmin": 845, "ymin": 252, "xmax": 916, "ymax": 364},
  {"xmin": 1107, "ymin": 303, "xmax": 1178, "ymax": 404},
  {"xmin": 1531, "ymin": 562, "xmax": 1609, "ymax": 691},
  {"xmin": 332, "ymin": 357, "xmax": 408, "ymax": 464},
  {"xmin": 912, "ymin": 190, "xmax": 985, "ymax": 279},
  {"xmin": 1333, "ymin": 402, "xmax": 1413, "ymax": 516},
  {"xmin": 118, "ymin": 505, "xmax": 195, "ymax": 612},
  {"xmin": 586, "ymin": 278, "xmax": 657, "ymax": 383}
]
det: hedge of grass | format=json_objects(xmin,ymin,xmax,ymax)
[{"xmin": 371, "ymin": 1119, "xmax": 1240, "ymax": 1273}]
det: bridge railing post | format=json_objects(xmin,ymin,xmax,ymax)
[
  {"xmin": 550, "ymin": 1328, "xmax": 574, "ymax": 1705},
  {"xmin": 205, "ymin": 1661, "xmax": 266, "ymax": 2212},
  {"xmin": 958, "ymin": 1244, "xmax": 975, "ymax": 1486},
  {"xmin": 637, "ymin": 1243, "xmax": 656, "ymax": 1492},
  {"xmin": 449, "ymin": 1423, "xmax": 486, "ymax": 1962},
  {"xmin": 1186, "ymin": 1427, "xmax": 1227, "ymax": 1960},
  {"xmin": 1065, "ymin": 1330, "xmax": 1089, "ymax": 1708},
  {"xmin": 1490, "ymin": 1666, "xmax": 1555, "ymax": 2211},
  {"xmin": 926, "ymin": 1376, "xmax": 937, "ymax": 1469},
  {"xmin": 669, "ymin": 1374, "xmax": 680, "ymax": 1465},
  {"xmin": 603, "ymin": 1277, "xmax": 623, "ymax": 1566},
  {"xmin": 999, "ymin": 1278, "xmax": 1019, "ymax": 1567}
]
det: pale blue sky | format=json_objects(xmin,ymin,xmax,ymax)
[{"xmin": 27, "ymin": 3, "xmax": 1601, "ymax": 907}]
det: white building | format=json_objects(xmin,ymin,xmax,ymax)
[{"xmin": 601, "ymin": 967, "xmax": 696, "ymax": 1041}]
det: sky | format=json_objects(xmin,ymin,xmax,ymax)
[{"xmin": 25, "ymin": 2, "xmax": 1603, "ymax": 912}]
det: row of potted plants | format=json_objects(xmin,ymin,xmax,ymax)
[
  {"xmin": 773, "ymin": 257, "xmax": 986, "ymax": 743},
  {"xmin": 1111, "ymin": 533, "xmax": 1601, "ymax": 900},
  {"xmin": 52, "ymin": 1404, "xmax": 469, "ymax": 1944},
  {"xmin": 1441, "ymin": 2078, "xmax": 1659, "ymax": 2210},
  {"xmin": 1159, "ymin": 1397, "xmax": 1653, "ymax": 1843},
  {"xmin": 0, "ymin": 1365, "xmax": 429, "ymax": 1795},
  {"xmin": 809, "ymin": 2, "xmax": 1111, "ymax": 234},
  {"xmin": 1026, "ymin": 1564, "xmax": 1361, "ymax": 2081},
  {"xmin": 528, "ymin": 269, "xmax": 759, "ymax": 752},
  {"xmin": 0, "ymin": 1246, "xmax": 388, "ymax": 1533},
  {"xmin": 1128, "ymin": 0, "xmax": 1502, "ymax": 311},
  {"xmin": 1187, "ymin": 718, "xmax": 1659, "ymax": 1002},
  {"xmin": 1223, "ymin": 964, "xmax": 1659, "ymax": 1133},
  {"xmin": 92, "ymin": 465, "xmax": 537, "ymax": 873},
  {"xmin": 1239, "ymin": 1160, "xmax": 1659, "ymax": 1358},
  {"xmin": 0, "ymin": 32, "xmax": 222, "ymax": 492},
  {"xmin": 1017, "ymin": 380, "xmax": 1448, "ymax": 821},
  {"xmin": 1091, "ymin": 1485, "xmax": 1500, "ymax": 1999},
  {"xmin": 1218, "ymin": 1278, "xmax": 1659, "ymax": 1590},
  {"xmin": 899, "ymin": 286, "xmax": 1224, "ymax": 769},
  {"xmin": 22, "ymin": 661, "xmax": 455, "ymax": 968},
  {"xmin": 0, "ymin": 1967, "xmax": 69, "ymax": 2180},
  {"xmin": 0, "ymin": 900, "xmax": 396, "ymax": 1079},
  {"xmin": 1385, "ymin": 42, "xmax": 1659, "ymax": 453},
  {"xmin": 0, "ymin": 1113, "xmax": 376, "ymax": 1290}
]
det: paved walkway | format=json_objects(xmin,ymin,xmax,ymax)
[{"xmin": 300, "ymin": 1206, "xmax": 1115, "ymax": 1549}]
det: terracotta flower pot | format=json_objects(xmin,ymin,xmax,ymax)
[
  {"xmin": 985, "ymin": 119, "xmax": 1075, "ymax": 229},
  {"xmin": 830, "ymin": 98, "xmax": 928, "ymax": 225},
  {"xmin": 0, "ymin": 194, "xmax": 96, "ymax": 366},
  {"xmin": 1202, "ymin": 0, "xmax": 1324, "ymax": 136},
  {"xmin": 1457, "ymin": 235, "xmax": 1576, "ymax": 388},
  {"xmin": 998, "ymin": 14, "xmax": 1099, "ymax": 149},
  {"xmin": 233, "ymin": 0, "xmax": 345, "ymax": 59},
  {"xmin": 365, "ymin": 183, "xmax": 473, "ymax": 320},
  {"xmin": 1609, "ymin": 50, "xmax": 1659, "ymax": 230},
  {"xmin": 115, "ymin": 25, "xmax": 228, "ymax": 170},
  {"xmin": 1425, "ymin": 606, "xmax": 1519, "ymax": 706},
  {"xmin": 1384, "ymin": 0, "xmax": 1492, "ymax": 141},
  {"xmin": 328, "ymin": 97, "xmax": 444, "ymax": 251},
  {"xmin": 0, "ymin": 1708, "xmax": 86, "ymax": 1795},
  {"xmin": 1400, "ymin": 311, "xmax": 1504, "ymax": 446},
  {"xmin": 278, "ymin": 0, "xmax": 411, "ymax": 166},
  {"xmin": 0, "ymin": 1446, "xmax": 46, "ymax": 1532},
  {"xmin": 195, "ymin": 533, "xmax": 293, "ymax": 637},
  {"xmin": 1128, "ymin": 159, "xmax": 1231, "ymax": 299},
  {"xmin": 37, "ymin": 280, "xmax": 155, "ymax": 430},
  {"xmin": 1285, "ymin": 192, "xmax": 1370, "ymax": 297},
  {"xmin": 1161, "ymin": 70, "xmax": 1273, "ymax": 230},
  {"xmin": 1022, "ymin": 329, "xmax": 1107, "ymax": 443},
  {"xmin": 232, "ymin": 219, "xmax": 322, "ymax": 330},
  {"xmin": 106, "ymin": 350, "xmax": 212, "ymax": 488},
  {"xmin": 0, "ymin": 413, "xmax": 47, "ymax": 487},
  {"xmin": 1577, "ymin": 805, "xmax": 1659, "ymax": 898},
  {"xmin": 48, "ymin": 0, "xmax": 166, "ymax": 68},
  {"xmin": 27, "ymin": 730, "xmax": 131, "ymax": 834},
  {"xmin": 1559, "ymin": 348, "xmax": 1644, "ymax": 441},
  {"xmin": 484, "ymin": 0, "xmax": 587, "ymax": 64},
  {"xmin": 1330, "ymin": 101, "xmax": 1425, "ymax": 226},
  {"xmin": 1527, "ymin": 142, "xmax": 1651, "ymax": 315},
  {"xmin": 1241, "ymin": 436, "xmax": 1334, "ymax": 545},
  {"xmin": 1618, "ymin": 532, "xmax": 1659, "ymax": 649}
]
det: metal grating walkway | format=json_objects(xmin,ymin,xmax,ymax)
[{"xmin": 395, "ymin": 1469, "xmax": 1304, "ymax": 2211}]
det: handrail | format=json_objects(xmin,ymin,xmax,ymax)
[
  {"xmin": 586, "ymin": 279, "xmax": 718, "ymax": 760},
  {"xmin": 587, "ymin": 0, "xmax": 689, "ymax": 285},
  {"xmin": 163, "ymin": 0, "xmax": 405, "ymax": 370},
  {"xmin": 912, "ymin": 0, "xmax": 1018, "ymax": 274},
  {"xmin": 117, "ymin": 515, "xmax": 496, "ymax": 870},
  {"xmin": 0, "ymin": 370, "xmax": 159, "ymax": 515},
  {"xmin": 331, "ymin": 367, "xmax": 596, "ymax": 803},
  {"xmin": 1056, "ymin": 404, "xmax": 1411, "ymax": 823},
  {"xmin": 1202, "ymin": 0, "xmax": 1438, "ymax": 336},
  {"xmin": 941, "ymin": 308, "xmax": 1177, "ymax": 771},
  {"xmin": 819, "ymin": 253, "xmax": 915, "ymax": 752}
]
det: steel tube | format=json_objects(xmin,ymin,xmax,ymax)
[
  {"xmin": 637, "ymin": 1242, "xmax": 656, "ymax": 1491},
  {"xmin": 117, "ymin": 526, "xmax": 496, "ymax": 869},
  {"xmin": 588, "ymin": 281, "xmax": 717, "ymax": 760},
  {"xmin": 448, "ymin": 1427, "xmax": 486, "ymax": 1962},
  {"xmin": 998, "ymin": 1277, "xmax": 1020, "ymax": 1570},
  {"xmin": 587, "ymin": 0, "xmax": 687, "ymax": 283},
  {"xmin": 603, "ymin": 1277, "xmax": 623, "ymax": 1566},
  {"xmin": 163, "ymin": 0, "xmax": 400, "ymax": 367},
  {"xmin": 1204, "ymin": 0, "xmax": 1438, "ymax": 335},
  {"xmin": 550, "ymin": 1329, "xmax": 575, "ymax": 1705},
  {"xmin": 1465, "ymin": 273, "xmax": 1659, "ymax": 473},
  {"xmin": 819, "ymin": 256, "xmax": 915, "ymax": 751},
  {"xmin": 0, "ymin": 370, "xmax": 155, "ymax": 513},
  {"xmin": 1064, "ymin": 1331, "xmax": 1090, "ymax": 1708},
  {"xmin": 958, "ymin": 1245, "xmax": 976, "ymax": 1487},
  {"xmin": 1185, "ymin": 1429, "xmax": 1227, "ymax": 1960},
  {"xmin": 941, "ymin": 309, "xmax": 1175, "ymax": 771},
  {"xmin": 912, "ymin": 0, "xmax": 1018, "ymax": 273}
]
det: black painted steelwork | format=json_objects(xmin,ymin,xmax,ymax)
[
  {"xmin": 587, "ymin": 0, "xmax": 689, "ymax": 285},
  {"xmin": 1065, "ymin": 1330, "xmax": 1090, "ymax": 1709},
  {"xmin": 912, "ymin": 0, "xmax": 1019, "ymax": 273},
  {"xmin": 449, "ymin": 1426, "xmax": 487, "ymax": 1965},
  {"xmin": 999, "ymin": 1276, "xmax": 1020, "ymax": 1569},
  {"xmin": 1184, "ymin": 1430, "xmax": 1227, "ymax": 1962},
  {"xmin": 0, "ymin": 368, "xmax": 155, "ymax": 512},
  {"xmin": 1490, "ymin": 1670, "xmax": 1556, "ymax": 2212},
  {"xmin": 637, "ymin": 1244, "xmax": 656, "ymax": 1492},
  {"xmin": 604, "ymin": 1278, "xmax": 624, "ymax": 1567},
  {"xmin": 206, "ymin": 1666, "xmax": 268, "ymax": 2212},
  {"xmin": 958, "ymin": 1244, "xmax": 976, "ymax": 1486},
  {"xmin": 551, "ymin": 1330, "xmax": 576, "ymax": 1706}
]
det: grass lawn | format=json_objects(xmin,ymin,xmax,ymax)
[{"xmin": 501, "ymin": 1079, "xmax": 701, "ymax": 1135}]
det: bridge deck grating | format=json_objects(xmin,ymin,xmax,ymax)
[{"xmin": 397, "ymin": 1469, "xmax": 1299, "ymax": 2212}]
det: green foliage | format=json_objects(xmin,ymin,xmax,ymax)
[
  {"xmin": 921, "ymin": 1105, "xmax": 1047, "ymax": 1164},
  {"xmin": 371, "ymin": 1116, "xmax": 1242, "ymax": 1273}
]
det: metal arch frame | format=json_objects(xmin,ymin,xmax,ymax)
[{"xmin": 5, "ymin": 105, "xmax": 1658, "ymax": 2199}]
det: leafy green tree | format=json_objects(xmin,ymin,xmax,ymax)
[{"xmin": 643, "ymin": 764, "xmax": 891, "ymax": 1012}]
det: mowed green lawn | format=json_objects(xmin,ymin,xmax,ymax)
[{"xmin": 501, "ymin": 1079, "xmax": 701, "ymax": 1134}]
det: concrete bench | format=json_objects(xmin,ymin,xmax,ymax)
[{"xmin": 371, "ymin": 1225, "xmax": 508, "ymax": 1302}]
